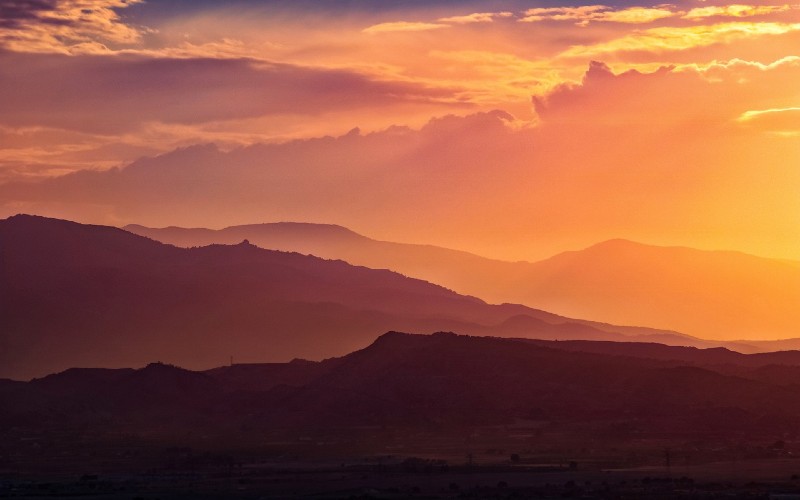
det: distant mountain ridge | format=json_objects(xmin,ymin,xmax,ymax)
[
  {"xmin": 126, "ymin": 222, "xmax": 800, "ymax": 344},
  {"xmin": 2, "ymin": 214, "xmax": 711, "ymax": 380},
  {"xmin": 527, "ymin": 238, "xmax": 800, "ymax": 345}
]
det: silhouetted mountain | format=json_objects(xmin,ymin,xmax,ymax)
[
  {"xmin": 124, "ymin": 221, "xmax": 370, "ymax": 252},
  {"xmin": 5, "ymin": 333, "xmax": 800, "ymax": 436},
  {"xmin": 124, "ymin": 220, "xmax": 529, "ymax": 302},
  {"xmin": 288, "ymin": 333, "xmax": 800, "ymax": 429},
  {"xmin": 126, "ymin": 224, "xmax": 800, "ymax": 345},
  {"xmin": 521, "ymin": 339, "xmax": 800, "ymax": 367},
  {"xmin": 3, "ymin": 214, "xmax": 704, "ymax": 380},
  {"xmin": 205, "ymin": 358, "xmax": 335, "ymax": 392},
  {"xmin": 122, "ymin": 223, "xmax": 757, "ymax": 352}
]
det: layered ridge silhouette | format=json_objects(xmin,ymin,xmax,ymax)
[
  {"xmin": 2, "ymin": 214, "xmax": 704, "ymax": 380},
  {"xmin": 127, "ymin": 222, "xmax": 800, "ymax": 344},
  {"xmin": 3, "ymin": 332, "xmax": 800, "ymax": 435}
]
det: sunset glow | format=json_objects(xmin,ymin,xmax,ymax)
[
  {"xmin": 0, "ymin": 0, "xmax": 798, "ymax": 263},
  {"xmin": 5, "ymin": 4, "xmax": 800, "ymax": 490}
]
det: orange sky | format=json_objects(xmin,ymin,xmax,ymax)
[{"xmin": 0, "ymin": 0, "xmax": 798, "ymax": 262}]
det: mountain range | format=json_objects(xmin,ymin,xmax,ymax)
[
  {"xmin": 2, "ymin": 214, "xmax": 712, "ymax": 380},
  {"xmin": 4, "ymin": 332, "xmax": 800, "ymax": 437},
  {"xmin": 126, "ymin": 222, "xmax": 800, "ymax": 344}
]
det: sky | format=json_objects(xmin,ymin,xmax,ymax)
[{"xmin": 0, "ymin": 0, "xmax": 798, "ymax": 261}]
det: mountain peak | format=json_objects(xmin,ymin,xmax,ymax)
[
  {"xmin": 588, "ymin": 238, "xmax": 646, "ymax": 250},
  {"xmin": 372, "ymin": 330, "xmax": 417, "ymax": 344},
  {"xmin": 232, "ymin": 221, "xmax": 367, "ymax": 240},
  {"xmin": 4, "ymin": 213, "xmax": 75, "ymax": 226}
]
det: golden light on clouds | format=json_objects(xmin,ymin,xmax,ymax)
[
  {"xmin": 0, "ymin": 0, "xmax": 146, "ymax": 54},
  {"xmin": 738, "ymin": 106, "xmax": 800, "ymax": 121},
  {"xmin": 438, "ymin": 12, "xmax": 514, "ymax": 24},
  {"xmin": 683, "ymin": 4, "xmax": 793, "ymax": 20},
  {"xmin": 559, "ymin": 22, "xmax": 800, "ymax": 58},
  {"xmin": 737, "ymin": 107, "xmax": 800, "ymax": 135},
  {"xmin": 598, "ymin": 7, "xmax": 676, "ymax": 24},
  {"xmin": 520, "ymin": 5, "xmax": 675, "ymax": 25},
  {"xmin": 1, "ymin": 0, "xmax": 799, "ymax": 269},
  {"xmin": 677, "ymin": 54, "xmax": 800, "ymax": 73},
  {"xmin": 362, "ymin": 21, "xmax": 449, "ymax": 34},
  {"xmin": 520, "ymin": 5, "xmax": 607, "ymax": 23}
]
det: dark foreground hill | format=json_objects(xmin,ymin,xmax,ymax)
[
  {"xmin": 0, "ymin": 214, "xmax": 703, "ymax": 379},
  {"xmin": 5, "ymin": 333, "xmax": 800, "ymax": 498},
  {"xmin": 3, "ymin": 332, "xmax": 800, "ymax": 437}
]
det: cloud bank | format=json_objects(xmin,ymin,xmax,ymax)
[{"xmin": 3, "ymin": 60, "xmax": 798, "ymax": 261}]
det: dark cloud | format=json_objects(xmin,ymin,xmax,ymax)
[
  {"xmin": 0, "ymin": 0, "xmax": 58, "ymax": 28},
  {"xmin": 133, "ymin": 0, "xmax": 512, "ymax": 15},
  {"xmin": 0, "ymin": 51, "xmax": 461, "ymax": 133},
  {"xmin": 124, "ymin": 0, "xmax": 659, "ymax": 24},
  {"xmin": 0, "ymin": 111, "xmax": 528, "ymax": 226}
]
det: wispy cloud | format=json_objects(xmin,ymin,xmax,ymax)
[
  {"xmin": 362, "ymin": 21, "xmax": 448, "ymax": 34},
  {"xmin": 738, "ymin": 106, "xmax": 800, "ymax": 121},
  {"xmin": 683, "ymin": 4, "xmax": 792, "ymax": 20},
  {"xmin": 520, "ymin": 5, "xmax": 675, "ymax": 26},
  {"xmin": 559, "ymin": 22, "xmax": 800, "ymax": 57},
  {"xmin": 678, "ymin": 55, "xmax": 800, "ymax": 73},
  {"xmin": 438, "ymin": 12, "xmax": 513, "ymax": 24},
  {"xmin": 363, "ymin": 10, "xmax": 515, "ymax": 35},
  {"xmin": 599, "ymin": 7, "xmax": 676, "ymax": 24},
  {"xmin": 737, "ymin": 107, "xmax": 800, "ymax": 136}
]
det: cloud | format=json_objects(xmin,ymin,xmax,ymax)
[
  {"xmin": 520, "ymin": 5, "xmax": 675, "ymax": 26},
  {"xmin": 534, "ymin": 57, "xmax": 800, "ymax": 128},
  {"xmin": 0, "ymin": 123, "xmax": 163, "ymax": 181},
  {"xmin": 0, "ymin": 111, "xmax": 533, "ymax": 235},
  {"xmin": 677, "ymin": 55, "xmax": 800, "ymax": 73},
  {"xmin": 737, "ymin": 107, "xmax": 800, "ymax": 135},
  {"xmin": 0, "ymin": 51, "xmax": 462, "ymax": 133},
  {"xmin": 683, "ymin": 4, "xmax": 792, "ymax": 21},
  {"xmin": 362, "ymin": 21, "xmax": 448, "ymax": 34},
  {"xmin": 1, "ymin": 0, "xmax": 798, "ymax": 263},
  {"xmin": 532, "ymin": 61, "xmax": 697, "ymax": 126},
  {"xmin": 0, "ymin": 0, "xmax": 147, "ymax": 54},
  {"xmin": 559, "ymin": 22, "xmax": 800, "ymax": 57},
  {"xmin": 599, "ymin": 7, "xmax": 676, "ymax": 24},
  {"xmin": 738, "ymin": 106, "xmax": 800, "ymax": 121},
  {"xmin": 520, "ymin": 5, "xmax": 606, "ymax": 24},
  {"xmin": 0, "ymin": 0, "xmax": 59, "ymax": 29},
  {"xmin": 438, "ymin": 12, "xmax": 513, "ymax": 24},
  {"xmin": 4, "ymin": 60, "xmax": 800, "ymax": 262}
]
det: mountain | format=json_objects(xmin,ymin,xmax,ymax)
[
  {"xmin": 520, "ymin": 239, "xmax": 800, "ymax": 343},
  {"xmin": 285, "ymin": 332, "xmax": 800, "ymax": 429},
  {"xmin": 1, "ymin": 214, "xmax": 705, "ymax": 380},
  {"xmin": 123, "ymin": 220, "xmax": 529, "ymax": 300},
  {"xmin": 5, "ymin": 332, "xmax": 800, "ymax": 435},
  {"xmin": 522, "ymin": 339, "xmax": 800, "ymax": 373},
  {"xmin": 8, "ymin": 332, "xmax": 800, "ymax": 495},
  {"xmin": 126, "ymin": 224, "xmax": 800, "ymax": 343}
]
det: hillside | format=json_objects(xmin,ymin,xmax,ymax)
[
  {"xmin": 520, "ymin": 239, "xmax": 800, "ymax": 343},
  {"xmin": 4, "ymin": 332, "xmax": 800, "ymax": 434},
  {"xmin": 1, "ymin": 215, "xmax": 700, "ymax": 380},
  {"xmin": 6, "ymin": 332, "xmax": 800, "ymax": 497},
  {"xmin": 126, "ymin": 224, "xmax": 800, "ymax": 343}
]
